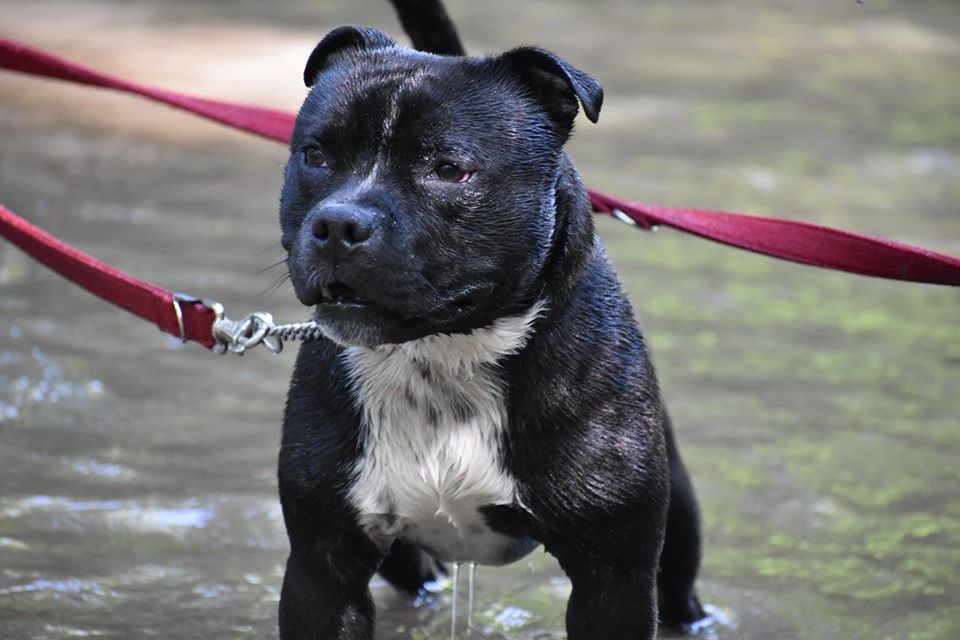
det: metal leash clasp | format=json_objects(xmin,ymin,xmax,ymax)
[
  {"xmin": 211, "ymin": 309, "xmax": 284, "ymax": 355},
  {"xmin": 611, "ymin": 208, "xmax": 658, "ymax": 231},
  {"xmin": 174, "ymin": 293, "xmax": 322, "ymax": 356}
]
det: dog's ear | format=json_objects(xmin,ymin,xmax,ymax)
[
  {"xmin": 304, "ymin": 26, "xmax": 396, "ymax": 87},
  {"xmin": 500, "ymin": 47, "xmax": 603, "ymax": 128}
]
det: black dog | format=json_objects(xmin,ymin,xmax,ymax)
[{"xmin": 277, "ymin": 25, "xmax": 705, "ymax": 639}]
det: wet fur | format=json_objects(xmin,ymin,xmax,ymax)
[{"xmin": 277, "ymin": 27, "xmax": 704, "ymax": 639}]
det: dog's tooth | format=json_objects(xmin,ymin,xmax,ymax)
[{"xmin": 321, "ymin": 286, "xmax": 333, "ymax": 300}]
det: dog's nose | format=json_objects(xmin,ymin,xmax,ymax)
[{"xmin": 310, "ymin": 205, "xmax": 377, "ymax": 249}]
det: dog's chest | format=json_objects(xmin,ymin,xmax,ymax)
[{"xmin": 342, "ymin": 307, "xmax": 543, "ymax": 565}]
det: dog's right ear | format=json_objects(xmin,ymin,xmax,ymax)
[{"xmin": 304, "ymin": 26, "xmax": 396, "ymax": 87}]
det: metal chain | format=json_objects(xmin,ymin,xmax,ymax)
[{"xmin": 267, "ymin": 320, "xmax": 326, "ymax": 343}]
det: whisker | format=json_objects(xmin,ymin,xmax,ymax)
[
  {"xmin": 256, "ymin": 241, "xmax": 284, "ymax": 256},
  {"xmin": 255, "ymin": 258, "xmax": 289, "ymax": 276},
  {"xmin": 261, "ymin": 273, "xmax": 292, "ymax": 297}
]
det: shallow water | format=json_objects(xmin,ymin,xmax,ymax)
[{"xmin": 1, "ymin": 1, "xmax": 958, "ymax": 638}]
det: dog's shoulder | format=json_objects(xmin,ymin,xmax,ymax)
[{"xmin": 502, "ymin": 242, "xmax": 666, "ymax": 521}]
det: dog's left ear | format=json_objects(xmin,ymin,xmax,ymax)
[
  {"xmin": 500, "ymin": 47, "xmax": 603, "ymax": 128},
  {"xmin": 304, "ymin": 26, "xmax": 397, "ymax": 86}
]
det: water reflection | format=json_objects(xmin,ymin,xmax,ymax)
[{"xmin": 0, "ymin": 345, "xmax": 104, "ymax": 422}]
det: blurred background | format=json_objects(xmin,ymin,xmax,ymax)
[{"xmin": 0, "ymin": 1, "xmax": 958, "ymax": 638}]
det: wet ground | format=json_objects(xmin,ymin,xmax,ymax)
[{"xmin": 1, "ymin": 0, "xmax": 958, "ymax": 638}]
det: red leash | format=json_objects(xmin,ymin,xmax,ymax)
[
  {"xmin": 0, "ymin": 39, "xmax": 294, "ymax": 144},
  {"xmin": 1, "ymin": 38, "xmax": 958, "ymax": 350},
  {"xmin": 588, "ymin": 192, "xmax": 960, "ymax": 286},
  {"xmin": 0, "ymin": 204, "xmax": 218, "ymax": 347}
]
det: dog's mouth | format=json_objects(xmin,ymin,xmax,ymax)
[
  {"xmin": 318, "ymin": 281, "xmax": 367, "ymax": 307},
  {"xmin": 316, "ymin": 280, "xmax": 489, "ymax": 322}
]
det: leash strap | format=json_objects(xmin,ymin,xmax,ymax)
[
  {"xmin": 0, "ymin": 204, "xmax": 218, "ymax": 347},
  {"xmin": 1, "ymin": 36, "xmax": 958, "ymax": 351},
  {"xmin": 0, "ymin": 38, "xmax": 295, "ymax": 143},
  {"xmin": 0, "ymin": 204, "xmax": 327, "ymax": 352},
  {"xmin": 589, "ymin": 192, "xmax": 960, "ymax": 286}
]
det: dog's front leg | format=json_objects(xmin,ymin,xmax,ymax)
[
  {"xmin": 557, "ymin": 550, "xmax": 661, "ymax": 640},
  {"xmin": 278, "ymin": 527, "xmax": 384, "ymax": 640},
  {"xmin": 535, "ymin": 484, "xmax": 668, "ymax": 640}
]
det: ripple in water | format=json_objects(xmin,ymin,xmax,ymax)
[
  {"xmin": 0, "ymin": 495, "xmax": 215, "ymax": 539},
  {"xmin": 0, "ymin": 344, "xmax": 104, "ymax": 422}
]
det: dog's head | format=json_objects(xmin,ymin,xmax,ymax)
[{"xmin": 280, "ymin": 26, "xmax": 602, "ymax": 347}]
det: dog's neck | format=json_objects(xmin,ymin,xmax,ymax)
[
  {"xmin": 343, "ymin": 299, "xmax": 547, "ymax": 380},
  {"xmin": 539, "ymin": 152, "xmax": 595, "ymax": 305}
]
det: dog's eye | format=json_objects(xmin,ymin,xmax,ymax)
[
  {"xmin": 433, "ymin": 162, "xmax": 472, "ymax": 183},
  {"xmin": 303, "ymin": 147, "xmax": 329, "ymax": 169}
]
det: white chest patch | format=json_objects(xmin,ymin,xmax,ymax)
[{"xmin": 342, "ymin": 301, "xmax": 545, "ymax": 565}]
